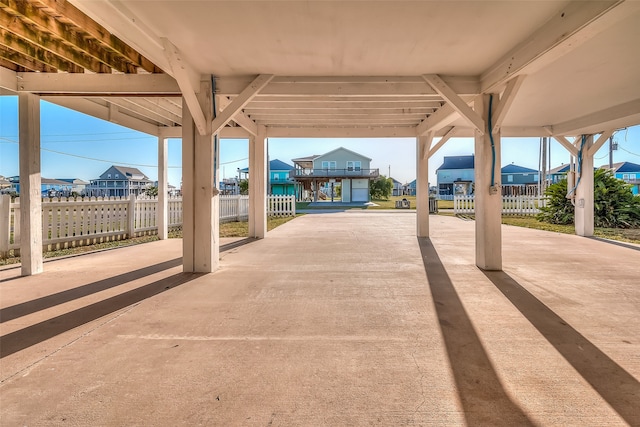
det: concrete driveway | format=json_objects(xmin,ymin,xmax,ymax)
[{"xmin": 1, "ymin": 212, "xmax": 638, "ymax": 426}]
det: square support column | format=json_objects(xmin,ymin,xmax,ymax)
[
  {"xmin": 575, "ymin": 135, "xmax": 594, "ymax": 237},
  {"xmin": 474, "ymin": 94, "xmax": 502, "ymax": 271},
  {"xmin": 416, "ymin": 133, "xmax": 432, "ymax": 237},
  {"xmin": 181, "ymin": 80, "xmax": 219, "ymax": 273},
  {"xmin": 157, "ymin": 136, "xmax": 168, "ymax": 240},
  {"xmin": 19, "ymin": 92, "xmax": 43, "ymax": 276},
  {"xmin": 249, "ymin": 125, "xmax": 267, "ymax": 238}
]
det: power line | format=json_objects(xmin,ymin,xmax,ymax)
[
  {"xmin": 3, "ymin": 138, "xmax": 249, "ymax": 168},
  {"xmin": 617, "ymin": 144, "xmax": 640, "ymax": 158}
]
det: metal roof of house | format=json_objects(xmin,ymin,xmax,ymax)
[
  {"xmin": 436, "ymin": 155, "xmax": 475, "ymax": 171},
  {"xmin": 107, "ymin": 166, "xmax": 150, "ymax": 180},
  {"xmin": 501, "ymin": 164, "xmax": 539, "ymax": 174},
  {"xmin": 549, "ymin": 164, "xmax": 571, "ymax": 174},
  {"xmin": 269, "ymin": 159, "xmax": 294, "ymax": 171},
  {"xmin": 606, "ymin": 161, "xmax": 640, "ymax": 173}
]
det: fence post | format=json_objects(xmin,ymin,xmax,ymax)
[
  {"xmin": 0, "ymin": 195, "xmax": 10, "ymax": 258},
  {"xmin": 128, "ymin": 194, "xmax": 136, "ymax": 238}
]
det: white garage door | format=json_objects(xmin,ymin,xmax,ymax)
[{"xmin": 352, "ymin": 188, "xmax": 368, "ymax": 202}]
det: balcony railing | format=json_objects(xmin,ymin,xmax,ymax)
[{"xmin": 290, "ymin": 168, "xmax": 379, "ymax": 179}]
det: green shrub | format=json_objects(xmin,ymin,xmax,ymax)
[{"xmin": 537, "ymin": 169, "xmax": 640, "ymax": 228}]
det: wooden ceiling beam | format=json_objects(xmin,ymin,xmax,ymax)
[
  {"xmin": 0, "ymin": 43, "xmax": 55, "ymax": 71},
  {"xmin": 0, "ymin": 28, "xmax": 83, "ymax": 72},
  {"xmin": 0, "ymin": 3, "xmax": 133, "ymax": 72},
  {"xmin": 25, "ymin": 0, "xmax": 160, "ymax": 73},
  {"xmin": 0, "ymin": 22, "xmax": 109, "ymax": 72}
]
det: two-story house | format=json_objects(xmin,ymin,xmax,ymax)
[
  {"xmin": 86, "ymin": 166, "xmax": 153, "ymax": 198},
  {"xmin": 240, "ymin": 159, "xmax": 296, "ymax": 196},
  {"xmin": 390, "ymin": 178, "xmax": 403, "ymax": 196},
  {"xmin": 501, "ymin": 164, "xmax": 539, "ymax": 195},
  {"xmin": 268, "ymin": 159, "xmax": 296, "ymax": 196},
  {"xmin": 436, "ymin": 155, "xmax": 475, "ymax": 199},
  {"xmin": 291, "ymin": 147, "xmax": 379, "ymax": 202},
  {"xmin": 603, "ymin": 161, "xmax": 640, "ymax": 194}
]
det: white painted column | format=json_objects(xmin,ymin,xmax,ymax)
[
  {"xmin": 249, "ymin": 125, "xmax": 267, "ymax": 238},
  {"xmin": 575, "ymin": 135, "xmax": 594, "ymax": 236},
  {"xmin": 474, "ymin": 94, "xmax": 502, "ymax": 271},
  {"xmin": 157, "ymin": 136, "xmax": 168, "ymax": 240},
  {"xmin": 18, "ymin": 92, "xmax": 43, "ymax": 276},
  {"xmin": 416, "ymin": 133, "xmax": 432, "ymax": 237},
  {"xmin": 181, "ymin": 80, "xmax": 219, "ymax": 273}
]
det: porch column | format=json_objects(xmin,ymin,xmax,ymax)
[
  {"xmin": 474, "ymin": 94, "xmax": 502, "ymax": 271},
  {"xmin": 181, "ymin": 79, "xmax": 219, "ymax": 272},
  {"xmin": 157, "ymin": 136, "xmax": 168, "ymax": 240},
  {"xmin": 18, "ymin": 92, "xmax": 43, "ymax": 276},
  {"xmin": 575, "ymin": 135, "xmax": 595, "ymax": 236},
  {"xmin": 249, "ymin": 125, "xmax": 267, "ymax": 238},
  {"xmin": 416, "ymin": 133, "xmax": 432, "ymax": 237}
]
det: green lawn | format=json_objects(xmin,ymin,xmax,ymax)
[
  {"xmin": 369, "ymin": 195, "xmax": 417, "ymax": 209},
  {"xmin": 1, "ymin": 216, "xmax": 300, "ymax": 266},
  {"xmin": 500, "ymin": 216, "xmax": 640, "ymax": 244}
]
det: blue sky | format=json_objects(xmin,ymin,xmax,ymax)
[{"xmin": 1, "ymin": 96, "xmax": 639, "ymax": 187}]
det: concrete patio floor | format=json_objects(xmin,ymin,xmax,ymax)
[{"xmin": 1, "ymin": 212, "xmax": 639, "ymax": 426}]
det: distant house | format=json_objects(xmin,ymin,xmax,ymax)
[
  {"xmin": 602, "ymin": 161, "xmax": 640, "ymax": 195},
  {"xmin": 436, "ymin": 155, "xmax": 475, "ymax": 199},
  {"xmin": 404, "ymin": 179, "xmax": 416, "ymax": 196},
  {"xmin": 501, "ymin": 164, "xmax": 539, "ymax": 195},
  {"xmin": 390, "ymin": 178, "xmax": 403, "ymax": 196},
  {"xmin": 291, "ymin": 147, "xmax": 379, "ymax": 202},
  {"xmin": 6, "ymin": 176, "xmax": 74, "ymax": 196},
  {"xmin": 57, "ymin": 178, "xmax": 90, "ymax": 195},
  {"xmin": 240, "ymin": 159, "xmax": 296, "ymax": 196},
  {"xmin": 268, "ymin": 159, "xmax": 296, "ymax": 196},
  {"xmin": 548, "ymin": 163, "xmax": 571, "ymax": 184},
  {"xmin": 86, "ymin": 166, "xmax": 153, "ymax": 197}
]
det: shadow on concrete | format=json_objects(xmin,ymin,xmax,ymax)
[
  {"xmin": 483, "ymin": 270, "xmax": 640, "ymax": 426},
  {"xmin": 418, "ymin": 238, "xmax": 536, "ymax": 426},
  {"xmin": 587, "ymin": 236, "xmax": 640, "ymax": 252},
  {"xmin": 220, "ymin": 237, "xmax": 258, "ymax": 251},
  {"xmin": 0, "ymin": 272, "xmax": 202, "ymax": 359},
  {"xmin": 0, "ymin": 258, "xmax": 183, "ymax": 323}
]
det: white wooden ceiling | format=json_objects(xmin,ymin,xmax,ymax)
[{"xmin": 2, "ymin": 1, "xmax": 639, "ymax": 138}]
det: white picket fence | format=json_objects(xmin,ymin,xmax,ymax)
[
  {"xmin": 454, "ymin": 195, "xmax": 545, "ymax": 216},
  {"xmin": 0, "ymin": 194, "xmax": 295, "ymax": 256}
]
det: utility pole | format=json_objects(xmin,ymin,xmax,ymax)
[
  {"xmin": 388, "ymin": 165, "xmax": 391, "ymax": 178},
  {"xmin": 609, "ymin": 136, "xmax": 614, "ymax": 169}
]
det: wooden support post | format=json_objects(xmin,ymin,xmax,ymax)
[
  {"xmin": 181, "ymin": 79, "xmax": 218, "ymax": 272},
  {"xmin": 18, "ymin": 92, "xmax": 43, "ymax": 276},
  {"xmin": 416, "ymin": 133, "xmax": 433, "ymax": 237},
  {"xmin": 157, "ymin": 136, "xmax": 168, "ymax": 240},
  {"xmin": 128, "ymin": 194, "xmax": 136, "ymax": 238},
  {"xmin": 474, "ymin": 94, "xmax": 502, "ymax": 271},
  {"xmin": 249, "ymin": 125, "xmax": 267, "ymax": 238},
  {"xmin": 0, "ymin": 194, "xmax": 10, "ymax": 258},
  {"xmin": 575, "ymin": 135, "xmax": 595, "ymax": 237}
]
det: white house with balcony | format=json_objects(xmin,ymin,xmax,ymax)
[
  {"xmin": 291, "ymin": 147, "xmax": 379, "ymax": 202},
  {"xmin": 86, "ymin": 166, "xmax": 153, "ymax": 198}
]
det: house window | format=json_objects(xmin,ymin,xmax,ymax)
[
  {"xmin": 107, "ymin": 174, "xmax": 111, "ymax": 179},
  {"xmin": 322, "ymin": 161, "xmax": 336, "ymax": 170},
  {"xmin": 630, "ymin": 174, "xmax": 637, "ymax": 180},
  {"xmin": 347, "ymin": 161, "xmax": 361, "ymax": 171},
  {"xmin": 273, "ymin": 174, "xmax": 279, "ymax": 181},
  {"xmin": 115, "ymin": 174, "xmax": 119, "ymax": 178},
  {"xmin": 534, "ymin": 174, "xmax": 539, "ymax": 181},
  {"xmin": 507, "ymin": 175, "xmax": 513, "ymax": 182},
  {"xmin": 623, "ymin": 174, "xmax": 630, "ymax": 180}
]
